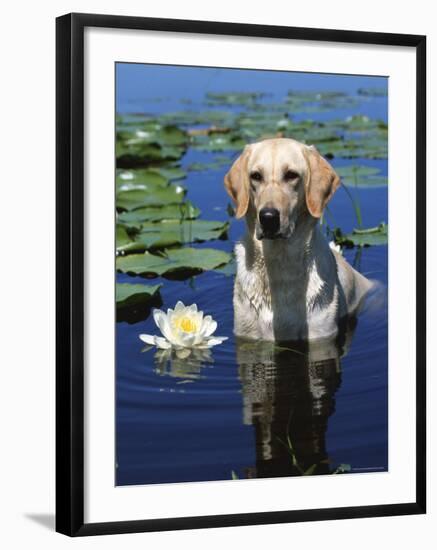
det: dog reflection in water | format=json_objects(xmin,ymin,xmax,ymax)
[
  {"xmin": 150, "ymin": 319, "xmax": 357, "ymax": 478},
  {"xmin": 237, "ymin": 324, "xmax": 355, "ymax": 478}
]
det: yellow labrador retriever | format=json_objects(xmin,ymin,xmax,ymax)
[{"xmin": 224, "ymin": 137, "xmax": 372, "ymax": 342}]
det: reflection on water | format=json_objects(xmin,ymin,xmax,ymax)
[
  {"xmin": 153, "ymin": 346, "xmax": 214, "ymax": 380},
  {"xmin": 237, "ymin": 336, "xmax": 347, "ymax": 478},
  {"xmin": 150, "ymin": 319, "xmax": 357, "ymax": 479}
]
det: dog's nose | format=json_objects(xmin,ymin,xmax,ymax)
[{"xmin": 259, "ymin": 207, "xmax": 280, "ymax": 234}]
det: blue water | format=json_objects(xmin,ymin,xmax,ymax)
[{"xmin": 115, "ymin": 64, "xmax": 388, "ymax": 485}]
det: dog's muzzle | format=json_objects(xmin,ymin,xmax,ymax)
[{"xmin": 258, "ymin": 207, "xmax": 280, "ymax": 239}]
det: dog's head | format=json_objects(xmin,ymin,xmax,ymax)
[{"xmin": 224, "ymin": 138, "xmax": 340, "ymax": 240}]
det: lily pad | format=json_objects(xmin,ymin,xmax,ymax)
[
  {"xmin": 343, "ymin": 175, "xmax": 388, "ymax": 188},
  {"xmin": 151, "ymin": 124, "xmax": 187, "ymax": 146},
  {"xmin": 354, "ymin": 175, "xmax": 388, "ymax": 187},
  {"xmin": 116, "ymin": 224, "xmax": 134, "ymax": 248},
  {"xmin": 287, "ymin": 90, "xmax": 347, "ymax": 101},
  {"xmin": 336, "ymin": 165, "xmax": 381, "ymax": 178},
  {"xmin": 148, "ymin": 166, "xmax": 186, "ymax": 181},
  {"xmin": 191, "ymin": 132, "xmax": 246, "ymax": 152},
  {"xmin": 205, "ymin": 91, "xmax": 266, "ymax": 106},
  {"xmin": 357, "ymin": 87, "xmax": 387, "ymax": 97},
  {"xmin": 116, "ymin": 121, "xmax": 187, "ymax": 167},
  {"xmin": 214, "ymin": 258, "xmax": 236, "ymax": 276},
  {"xmin": 116, "ymin": 185, "xmax": 186, "ymax": 211},
  {"xmin": 116, "ymin": 282, "xmax": 163, "ymax": 323},
  {"xmin": 118, "ymin": 201, "xmax": 200, "ymax": 224},
  {"xmin": 187, "ymin": 156, "xmax": 232, "ymax": 172},
  {"xmin": 117, "ymin": 122, "xmax": 187, "ymax": 147},
  {"xmin": 116, "ymin": 141, "xmax": 186, "ymax": 167},
  {"xmin": 235, "ymin": 112, "xmax": 305, "ymax": 140},
  {"xmin": 116, "ymin": 247, "xmax": 232, "ymax": 277},
  {"xmin": 116, "ymin": 169, "xmax": 169, "ymax": 191},
  {"xmin": 284, "ymin": 90, "xmax": 359, "ymax": 114},
  {"xmin": 160, "ymin": 110, "xmax": 235, "ymax": 126},
  {"xmin": 334, "ymin": 223, "xmax": 388, "ymax": 247},
  {"xmin": 116, "ymin": 283, "xmax": 162, "ymax": 309},
  {"xmin": 301, "ymin": 127, "xmax": 342, "ymax": 144},
  {"xmin": 318, "ymin": 138, "xmax": 387, "ymax": 160},
  {"xmin": 336, "ymin": 165, "xmax": 387, "ymax": 187},
  {"xmin": 337, "ymin": 115, "xmax": 386, "ymax": 132},
  {"xmin": 117, "ymin": 220, "xmax": 229, "ymax": 253}
]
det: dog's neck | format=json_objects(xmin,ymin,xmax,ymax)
[{"xmin": 244, "ymin": 210, "xmax": 324, "ymax": 278}]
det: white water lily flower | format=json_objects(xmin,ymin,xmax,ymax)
[{"xmin": 139, "ymin": 301, "xmax": 228, "ymax": 350}]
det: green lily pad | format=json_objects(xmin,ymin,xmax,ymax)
[
  {"xmin": 116, "ymin": 141, "xmax": 186, "ymax": 167},
  {"xmin": 354, "ymin": 175, "xmax": 388, "ymax": 187},
  {"xmin": 116, "ymin": 283, "xmax": 162, "ymax": 309},
  {"xmin": 236, "ymin": 116, "xmax": 338, "ymax": 145},
  {"xmin": 116, "ymin": 180, "xmax": 177, "ymax": 195},
  {"xmin": 160, "ymin": 110, "xmax": 235, "ymax": 126},
  {"xmin": 116, "ymin": 247, "xmax": 232, "ymax": 277},
  {"xmin": 338, "ymin": 115, "xmax": 386, "ymax": 132},
  {"xmin": 287, "ymin": 90, "xmax": 347, "ymax": 101},
  {"xmin": 151, "ymin": 124, "xmax": 187, "ymax": 146},
  {"xmin": 283, "ymin": 90, "xmax": 359, "ymax": 114},
  {"xmin": 116, "ymin": 167, "xmax": 187, "ymax": 191},
  {"xmin": 116, "ymin": 121, "xmax": 187, "ymax": 167},
  {"xmin": 187, "ymin": 156, "xmax": 232, "ymax": 172},
  {"xmin": 357, "ymin": 87, "xmax": 387, "ymax": 97},
  {"xmin": 116, "ymin": 185, "xmax": 186, "ymax": 211},
  {"xmin": 148, "ymin": 166, "xmax": 186, "ymax": 181},
  {"xmin": 235, "ymin": 112, "xmax": 308, "ymax": 140},
  {"xmin": 214, "ymin": 258, "xmax": 236, "ymax": 276},
  {"xmin": 301, "ymin": 127, "xmax": 343, "ymax": 144},
  {"xmin": 116, "ymin": 224, "xmax": 134, "ymax": 248},
  {"xmin": 315, "ymin": 140, "xmax": 350, "ymax": 158},
  {"xmin": 318, "ymin": 138, "xmax": 387, "ymax": 160},
  {"xmin": 343, "ymin": 176, "xmax": 388, "ymax": 188},
  {"xmin": 336, "ymin": 165, "xmax": 387, "ymax": 187},
  {"xmin": 334, "ymin": 223, "xmax": 388, "ymax": 247},
  {"xmin": 117, "ymin": 122, "xmax": 187, "ymax": 146},
  {"xmin": 191, "ymin": 132, "xmax": 246, "ymax": 152},
  {"xmin": 336, "ymin": 165, "xmax": 381, "ymax": 178},
  {"xmin": 118, "ymin": 201, "xmax": 200, "ymax": 224},
  {"xmin": 117, "ymin": 220, "xmax": 229, "ymax": 253},
  {"xmin": 250, "ymin": 102, "xmax": 294, "ymax": 114},
  {"xmin": 205, "ymin": 91, "xmax": 266, "ymax": 105},
  {"xmin": 116, "ymin": 169, "xmax": 169, "ymax": 191}
]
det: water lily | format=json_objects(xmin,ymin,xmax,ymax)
[{"xmin": 139, "ymin": 301, "xmax": 227, "ymax": 350}]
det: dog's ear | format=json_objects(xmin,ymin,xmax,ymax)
[
  {"xmin": 224, "ymin": 146, "xmax": 251, "ymax": 219},
  {"xmin": 303, "ymin": 145, "xmax": 340, "ymax": 218}
]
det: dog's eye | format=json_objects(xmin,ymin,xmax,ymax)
[
  {"xmin": 284, "ymin": 170, "xmax": 299, "ymax": 181},
  {"xmin": 250, "ymin": 171, "xmax": 262, "ymax": 182}
]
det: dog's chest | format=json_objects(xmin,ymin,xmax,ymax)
[{"xmin": 234, "ymin": 242, "xmax": 338, "ymax": 340}]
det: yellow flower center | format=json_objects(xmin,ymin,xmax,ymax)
[{"xmin": 175, "ymin": 316, "xmax": 197, "ymax": 333}]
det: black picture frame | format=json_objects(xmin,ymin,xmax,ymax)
[{"xmin": 56, "ymin": 12, "xmax": 426, "ymax": 537}]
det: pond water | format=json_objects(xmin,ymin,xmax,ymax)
[{"xmin": 115, "ymin": 65, "xmax": 388, "ymax": 485}]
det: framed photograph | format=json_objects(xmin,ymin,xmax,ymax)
[{"xmin": 56, "ymin": 13, "xmax": 426, "ymax": 536}]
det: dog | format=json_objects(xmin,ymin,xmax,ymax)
[{"xmin": 224, "ymin": 138, "xmax": 373, "ymax": 342}]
